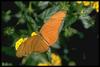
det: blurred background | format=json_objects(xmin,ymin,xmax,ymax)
[{"xmin": 1, "ymin": 1, "xmax": 99, "ymax": 66}]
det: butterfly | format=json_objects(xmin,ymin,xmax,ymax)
[{"xmin": 16, "ymin": 11, "xmax": 66, "ymax": 57}]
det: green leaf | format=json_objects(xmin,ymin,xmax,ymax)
[
  {"xmin": 2, "ymin": 10, "xmax": 12, "ymax": 22},
  {"xmin": 38, "ymin": 1, "xmax": 49, "ymax": 9},
  {"xmin": 15, "ymin": 1, "xmax": 26, "ymax": 11},
  {"xmin": 22, "ymin": 55, "xmax": 37, "ymax": 65},
  {"xmin": 64, "ymin": 27, "xmax": 78, "ymax": 37},
  {"xmin": 63, "ymin": 49, "xmax": 69, "ymax": 54},
  {"xmin": 80, "ymin": 7, "xmax": 93, "ymax": 15},
  {"xmin": 77, "ymin": 32, "xmax": 84, "ymax": 39},
  {"xmin": 22, "ymin": 53, "xmax": 49, "ymax": 65},
  {"xmin": 24, "ymin": 14, "xmax": 38, "ymax": 32},
  {"xmin": 18, "ymin": 18, "xmax": 25, "ymax": 24},
  {"xmin": 52, "ymin": 42, "xmax": 60, "ymax": 49},
  {"xmin": 2, "ymin": 62, "xmax": 13, "ymax": 66},
  {"xmin": 63, "ymin": 54, "xmax": 70, "ymax": 61},
  {"xmin": 79, "ymin": 15, "xmax": 95, "ymax": 29},
  {"xmin": 28, "ymin": 2, "xmax": 34, "ymax": 14},
  {"xmin": 3, "ymin": 27, "xmax": 15, "ymax": 36},
  {"xmin": 15, "ymin": 12, "xmax": 26, "ymax": 25},
  {"xmin": 68, "ymin": 60, "xmax": 76, "ymax": 66},
  {"xmin": 46, "ymin": 48, "xmax": 52, "ymax": 63},
  {"xmin": 39, "ymin": 5, "xmax": 59, "ymax": 21},
  {"xmin": 59, "ymin": 2, "xmax": 69, "ymax": 11},
  {"xmin": 15, "ymin": 12, "xmax": 22, "ymax": 18},
  {"xmin": 2, "ymin": 46, "xmax": 15, "ymax": 57},
  {"xmin": 6, "ymin": 10, "xmax": 11, "ymax": 15},
  {"xmin": 17, "ymin": 29, "xmax": 28, "ymax": 37},
  {"xmin": 64, "ymin": 14, "xmax": 78, "ymax": 28}
]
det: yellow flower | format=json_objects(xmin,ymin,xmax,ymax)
[
  {"xmin": 92, "ymin": 2, "xmax": 99, "ymax": 9},
  {"xmin": 37, "ymin": 53, "xmax": 62, "ymax": 66},
  {"xmin": 15, "ymin": 37, "xmax": 27, "ymax": 50},
  {"xmin": 31, "ymin": 32, "xmax": 37, "ymax": 36},
  {"xmin": 96, "ymin": 8, "xmax": 99, "ymax": 12},
  {"xmin": 51, "ymin": 53, "xmax": 61, "ymax": 66},
  {"xmin": 76, "ymin": 1, "xmax": 82, "ymax": 4},
  {"xmin": 38, "ymin": 63, "xmax": 50, "ymax": 66},
  {"xmin": 15, "ymin": 38, "xmax": 24, "ymax": 50},
  {"xmin": 83, "ymin": 1, "xmax": 90, "ymax": 6},
  {"xmin": 92, "ymin": 1, "xmax": 99, "ymax": 12},
  {"xmin": 95, "ymin": 2, "xmax": 99, "ymax": 12},
  {"xmin": 15, "ymin": 32, "xmax": 37, "ymax": 50}
]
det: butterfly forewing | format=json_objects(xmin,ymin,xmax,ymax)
[{"xmin": 40, "ymin": 11, "xmax": 66, "ymax": 46}]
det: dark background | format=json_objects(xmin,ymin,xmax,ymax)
[{"xmin": 1, "ymin": 1, "xmax": 99, "ymax": 66}]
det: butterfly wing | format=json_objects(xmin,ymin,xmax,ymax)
[
  {"xmin": 32, "ymin": 34, "xmax": 49, "ymax": 52},
  {"xmin": 16, "ymin": 34, "xmax": 49, "ymax": 58},
  {"xmin": 40, "ymin": 11, "xmax": 66, "ymax": 46},
  {"xmin": 16, "ymin": 11, "xmax": 66, "ymax": 58}
]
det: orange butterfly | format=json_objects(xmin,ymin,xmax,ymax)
[{"xmin": 16, "ymin": 11, "xmax": 66, "ymax": 57}]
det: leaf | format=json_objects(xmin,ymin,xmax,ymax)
[
  {"xmin": 64, "ymin": 27, "xmax": 78, "ymax": 37},
  {"xmin": 24, "ymin": 14, "xmax": 38, "ymax": 32},
  {"xmin": 63, "ymin": 54, "xmax": 70, "ymax": 61},
  {"xmin": 38, "ymin": 1, "xmax": 49, "ymax": 9},
  {"xmin": 80, "ymin": 7, "xmax": 93, "ymax": 15},
  {"xmin": 39, "ymin": 5, "xmax": 59, "ymax": 21},
  {"xmin": 22, "ymin": 53, "xmax": 49, "ymax": 65},
  {"xmin": 15, "ymin": 1, "xmax": 26, "ymax": 11},
  {"xmin": 2, "ymin": 62, "xmax": 13, "ymax": 66},
  {"xmin": 68, "ymin": 60, "xmax": 76, "ymax": 66},
  {"xmin": 2, "ymin": 46, "xmax": 15, "ymax": 57},
  {"xmin": 18, "ymin": 18, "xmax": 25, "ymax": 24},
  {"xmin": 46, "ymin": 48, "xmax": 52, "ymax": 63},
  {"xmin": 22, "ymin": 55, "xmax": 37, "ymax": 65},
  {"xmin": 2, "ymin": 10, "xmax": 12, "ymax": 22},
  {"xmin": 64, "ymin": 14, "xmax": 78, "ymax": 28},
  {"xmin": 6, "ymin": 10, "xmax": 11, "ymax": 15},
  {"xmin": 63, "ymin": 49, "xmax": 69, "ymax": 54},
  {"xmin": 52, "ymin": 42, "xmax": 60, "ymax": 49},
  {"xmin": 3, "ymin": 27, "xmax": 15, "ymax": 36},
  {"xmin": 77, "ymin": 32, "xmax": 84, "ymax": 39},
  {"xmin": 79, "ymin": 15, "xmax": 95, "ymax": 29},
  {"xmin": 28, "ymin": 2, "xmax": 34, "ymax": 14},
  {"xmin": 19, "ymin": 29, "xmax": 28, "ymax": 35},
  {"xmin": 15, "ymin": 12, "xmax": 22, "ymax": 18}
]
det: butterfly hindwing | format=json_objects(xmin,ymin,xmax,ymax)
[
  {"xmin": 16, "ymin": 36, "xmax": 36, "ymax": 57},
  {"xmin": 16, "ymin": 34, "xmax": 49, "ymax": 58},
  {"xmin": 32, "ymin": 34, "xmax": 49, "ymax": 52}
]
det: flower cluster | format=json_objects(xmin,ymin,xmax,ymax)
[
  {"xmin": 92, "ymin": 1, "xmax": 99, "ymax": 12},
  {"xmin": 51, "ymin": 53, "xmax": 61, "ymax": 66},
  {"xmin": 77, "ymin": 1, "xmax": 99, "ymax": 12},
  {"xmin": 38, "ymin": 53, "xmax": 62, "ymax": 66}
]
